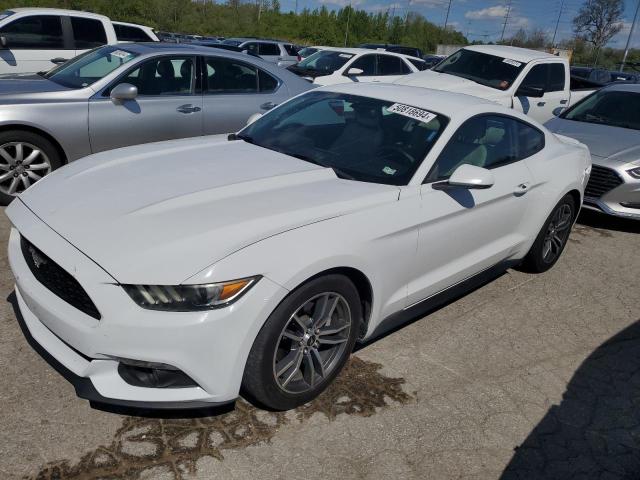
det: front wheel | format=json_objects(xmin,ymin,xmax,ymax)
[
  {"xmin": 520, "ymin": 194, "xmax": 576, "ymax": 273},
  {"xmin": 242, "ymin": 274, "xmax": 361, "ymax": 410},
  {"xmin": 0, "ymin": 130, "xmax": 62, "ymax": 206}
]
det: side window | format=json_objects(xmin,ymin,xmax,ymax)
[
  {"xmin": 122, "ymin": 56, "xmax": 194, "ymax": 96},
  {"xmin": 71, "ymin": 17, "xmax": 107, "ymax": 49},
  {"xmin": 516, "ymin": 121, "xmax": 545, "ymax": 159},
  {"xmin": 114, "ymin": 24, "xmax": 151, "ymax": 42},
  {"xmin": 400, "ymin": 59, "xmax": 413, "ymax": 74},
  {"xmin": 258, "ymin": 42, "xmax": 280, "ymax": 56},
  {"xmin": 283, "ymin": 44, "xmax": 298, "ymax": 56},
  {"xmin": 258, "ymin": 68, "xmax": 278, "ymax": 92},
  {"xmin": 548, "ymin": 63, "xmax": 565, "ymax": 92},
  {"xmin": 243, "ymin": 43, "xmax": 258, "ymax": 55},
  {"xmin": 349, "ymin": 54, "xmax": 376, "ymax": 75},
  {"xmin": 205, "ymin": 57, "xmax": 258, "ymax": 93},
  {"xmin": 408, "ymin": 58, "xmax": 427, "ymax": 71},
  {"xmin": 377, "ymin": 55, "xmax": 404, "ymax": 75},
  {"xmin": 427, "ymin": 115, "xmax": 521, "ymax": 181},
  {"xmin": 0, "ymin": 15, "xmax": 64, "ymax": 49},
  {"xmin": 520, "ymin": 64, "xmax": 547, "ymax": 92}
]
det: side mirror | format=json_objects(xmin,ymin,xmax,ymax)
[
  {"xmin": 516, "ymin": 85, "xmax": 544, "ymax": 98},
  {"xmin": 442, "ymin": 164, "xmax": 495, "ymax": 189},
  {"xmin": 110, "ymin": 83, "xmax": 138, "ymax": 103},
  {"xmin": 345, "ymin": 67, "xmax": 364, "ymax": 76},
  {"xmin": 552, "ymin": 107, "xmax": 566, "ymax": 117},
  {"xmin": 0, "ymin": 36, "xmax": 7, "ymax": 48},
  {"xmin": 246, "ymin": 112, "xmax": 262, "ymax": 125}
]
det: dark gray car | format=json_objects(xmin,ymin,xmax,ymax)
[
  {"xmin": 545, "ymin": 84, "xmax": 640, "ymax": 220},
  {"xmin": 0, "ymin": 42, "xmax": 312, "ymax": 204}
]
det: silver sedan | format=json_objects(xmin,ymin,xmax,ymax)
[
  {"xmin": 546, "ymin": 83, "xmax": 640, "ymax": 220},
  {"xmin": 0, "ymin": 43, "xmax": 313, "ymax": 204}
]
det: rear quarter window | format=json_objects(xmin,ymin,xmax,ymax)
[{"xmin": 71, "ymin": 17, "xmax": 107, "ymax": 49}]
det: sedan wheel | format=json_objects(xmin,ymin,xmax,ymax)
[
  {"xmin": 242, "ymin": 274, "xmax": 361, "ymax": 410},
  {"xmin": 0, "ymin": 131, "xmax": 62, "ymax": 206},
  {"xmin": 273, "ymin": 292, "xmax": 352, "ymax": 394}
]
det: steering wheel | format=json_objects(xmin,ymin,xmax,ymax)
[{"xmin": 375, "ymin": 145, "xmax": 416, "ymax": 166}]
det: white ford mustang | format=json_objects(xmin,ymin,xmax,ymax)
[{"xmin": 6, "ymin": 84, "xmax": 591, "ymax": 410}]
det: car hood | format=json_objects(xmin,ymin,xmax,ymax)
[
  {"xmin": 545, "ymin": 117, "xmax": 640, "ymax": 166},
  {"xmin": 18, "ymin": 137, "xmax": 400, "ymax": 284},
  {"xmin": 0, "ymin": 73, "xmax": 72, "ymax": 95},
  {"xmin": 394, "ymin": 70, "xmax": 505, "ymax": 100}
]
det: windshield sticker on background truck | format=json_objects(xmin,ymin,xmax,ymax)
[
  {"xmin": 502, "ymin": 58, "xmax": 522, "ymax": 67},
  {"xmin": 387, "ymin": 103, "xmax": 437, "ymax": 123}
]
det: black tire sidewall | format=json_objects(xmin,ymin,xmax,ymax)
[
  {"xmin": 242, "ymin": 274, "xmax": 362, "ymax": 411},
  {"xmin": 523, "ymin": 194, "xmax": 576, "ymax": 273},
  {"xmin": 0, "ymin": 130, "xmax": 62, "ymax": 206}
]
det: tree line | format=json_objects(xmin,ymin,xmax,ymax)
[{"xmin": 0, "ymin": 0, "xmax": 467, "ymax": 53}]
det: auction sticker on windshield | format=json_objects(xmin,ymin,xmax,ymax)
[
  {"xmin": 387, "ymin": 103, "xmax": 437, "ymax": 123},
  {"xmin": 502, "ymin": 58, "xmax": 522, "ymax": 67},
  {"xmin": 110, "ymin": 50, "xmax": 133, "ymax": 60}
]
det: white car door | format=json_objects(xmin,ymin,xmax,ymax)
[
  {"xmin": 373, "ymin": 54, "xmax": 410, "ymax": 83},
  {"xmin": 514, "ymin": 63, "xmax": 568, "ymax": 123},
  {"xmin": 257, "ymin": 42, "xmax": 282, "ymax": 64},
  {"xmin": 69, "ymin": 16, "xmax": 109, "ymax": 61},
  {"xmin": 0, "ymin": 14, "xmax": 73, "ymax": 74},
  {"xmin": 343, "ymin": 53, "xmax": 377, "ymax": 83},
  {"xmin": 407, "ymin": 114, "xmax": 540, "ymax": 305}
]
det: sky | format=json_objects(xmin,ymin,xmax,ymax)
[{"xmin": 276, "ymin": 0, "xmax": 640, "ymax": 48}]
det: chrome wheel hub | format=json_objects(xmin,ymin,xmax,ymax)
[
  {"xmin": 0, "ymin": 141, "xmax": 51, "ymax": 196},
  {"xmin": 273, "ymin": 292, "xmax": 351, "ymax": 394}
]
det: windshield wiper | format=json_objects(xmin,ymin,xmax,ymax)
[{"xmin": 288, "ymin": 152, "xmax": 356, "ymax": 180}]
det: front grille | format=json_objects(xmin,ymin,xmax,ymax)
[
  {"xmin": 585, "ymin": 165, "xmax": 623, "ymax": 199},
  {"xmin": 21, "ymin": 236, "xmax": 101, "ymax": 320}
]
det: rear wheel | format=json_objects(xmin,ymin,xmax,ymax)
[
  {"xmin": 521, "ymin": 194, "xmax": 575, "ymax": 273},
  {"xmin": 242, "ymin": 274, "xmax": 361, "ymax": 410},
  {"xmin": 0, "ymin": 130, "xmax": 62, "ymax": 205}
]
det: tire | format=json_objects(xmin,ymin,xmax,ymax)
[
  {"xmin": 0, "ymin": 130, "xmax": 63, "ymax": 206},
  {"xmin": 520, "ymin": 194, "xmax": 576, "ymax": 273},
  {"xmin": 242, "ymin": 274, "xmax": 361, "ymax": 410}
]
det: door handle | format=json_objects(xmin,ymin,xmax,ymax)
[
  {"xmin": 514, "ymin": 183, "xmax": 530, "ymax": 195},
  {"xmin": 260, "ymin": 101, "xmax": 277, "ymax": 110},
  {"xmin": 50, "ymin": 57, "xmax": 68, "ymax": 65},
  {"xmin": 560, "ymin": 99, "xmax": 568, "ymax": 105},
  {"xmin": 537, "ymin": 101, "xmax": 546, "ymax": 107},
  {"xmin": 176, "ymin": 104, "xmax": 201, "ymax": 114}
]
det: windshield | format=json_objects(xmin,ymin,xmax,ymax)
[
  {"xmin": 238, "ymin": 91, "xmax": 448, "ymax": 185},
  {"xmin": 296, "ymin": 50, "xmax": 354, "ymax": 73},
  {"xmin": 44, "ymin": 45, "xmax": 138, "ymax": 88},
  {"xmin": 561, "ymin": 89, "xmax": 640, "ymax": 130},
  {"xmin": 433, "ymin": 49, "xmax": 525, "ymax": 90}
]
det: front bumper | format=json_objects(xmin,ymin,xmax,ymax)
[
  {"xmin": 7, "ymin": 203, "xmax": 288, "ymax": 408},
  {"xmin": 584, "ymin": 164, "xmax": 640, "ymax": 220}
]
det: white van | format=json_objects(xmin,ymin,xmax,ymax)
[{"xmin": 0, "ymin": 8, "xmax": 155, "ymax": 74}]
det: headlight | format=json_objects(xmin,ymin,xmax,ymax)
[
  {"xmin": 627, "ymin": 167, "xmax": 640, "ymax": 179},
  {"xmin": 122, "ymin": 277, "xmax": 260, "ymax": 311}
]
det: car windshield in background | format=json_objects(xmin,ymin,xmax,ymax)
[
  {"xmin": 296, "ymin": 50, "xmax": 354, "ymax": 73},
  {"xmin": 298, "ymin": 47, "xmax": 318, "ymax": 57},
  {"xmin": 561, "ymin": 90, "xmax": 640, "ymax": 130},
  {"xmin": 44, "ymin": 46, "xmax": 138, "ymax": 88},
  {"xmin": 433, "ymin": 49, "xmax": 525, "ymax": 90},
  {"xmin": 239, "ymin": 91, "xmax": 448, "ymax": 186}
]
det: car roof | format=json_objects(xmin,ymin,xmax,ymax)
[
  {"xmin": 312, "ymin": 46, "xmax": 420, "ymax": 59},
  {"xmin": 464, "ymin": 44, "xmax": 558, "ymax": 63},
  {"xmin": 112, "ymin": 42, "xmax": 269, "ymax": 62},
  {"xmin": 7, "ymin": 7, "xmax": 109, "ymax": 21},
  {"xmin": 318, "ymin": 83, "xmax": 497, "ymax": 116},
  {"xmin": 112, "ymin": 21, "xmax": 152, "ymax": 29},
  {"xmin": 602, "ymin": 83, "xmax": 640, "ymax": 93}
]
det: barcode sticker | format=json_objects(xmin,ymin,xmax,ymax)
[
  {"xmin": 503, "ymin": 58, "xmax": 522, "ymax": 67},
  {"xmin": 387, "ymin": 103, "xmax": 437, "ymax": 123},
  {"xmin": 110, "ymin": 50, "xmax": 132, "ymax": 59}
]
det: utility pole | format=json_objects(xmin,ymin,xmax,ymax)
[
  {"xmin": 620, "ymin": 0, "xmax": 640, "ymax": 71},
  {"xmin": 500, "ymin": 0, "xmax": 512, "ymax": 42},
  {"xmin": 551, "ymin": 0, "xmax": 565, "ymax": 47},
  {"xmin": 443, "ymin": 0, "xmax": 453, "ymax": 30},
  {"xmin": 344, "ymin": 1, "xmax": 352, "ymax": 47},
  {"xmin": 295, "ymin": 0, "xmax": 298, "ymax": 15}
]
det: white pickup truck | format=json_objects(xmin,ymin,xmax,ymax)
[
  {"xmin": 0, "ymin": 8, "xmax": 157, "ymax": 74},
  {"xmin": 395, "ymin": 45, "xmax": 596, "ymax": 123}
]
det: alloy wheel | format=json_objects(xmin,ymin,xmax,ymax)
[
  {"xmin": 273, "ymin": 292, "xmax": 352, "ymax": 394},
  {"xmin": 542, "ymin": 203, "xmax": 573, "ymax": 264},
  {"xmin": 0, "ymin": 142, "xmax": 52, "ymax": 196}
]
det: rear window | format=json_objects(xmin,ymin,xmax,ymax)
[
  {"xmin": 114, "ymin": 24, "xmax": 151, "ymax": 42},
  {"xmin": 258, "ymin": 42, "xmax": 280, "ymax": 56},
  {"xmin": 71, "ymin": 17, "xmax": 107, "ymax": 49},
  {"xmin": 283, "ymin": 44, "xmax": 299, "ymax": 56}
]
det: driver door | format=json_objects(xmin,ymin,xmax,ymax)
[
  {"xmin": 514, "ymin": 63, "xmax": 567, "ymax": 123},
  {"xmin": 407, "ymin": 114, "xmax": 537, "ymax": 305},
  {"xmin": 89, "ymin": 55, "xmax": 203, "ymax": 153}
]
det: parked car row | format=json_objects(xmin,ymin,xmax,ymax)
[{"xmin": 0, "ymin": 11, "xmax": 637, "ymax": 413}]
